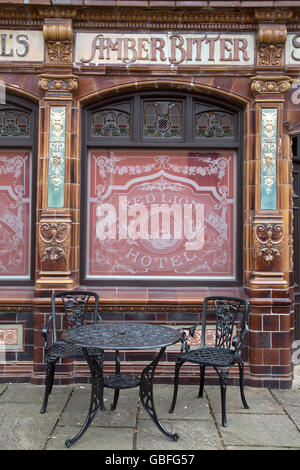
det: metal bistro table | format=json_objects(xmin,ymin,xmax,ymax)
[{"xmin": 61, "ymin": 322, "xmax": 183, "ymax": 447}]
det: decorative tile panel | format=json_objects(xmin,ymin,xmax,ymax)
[
  {"xmin": 48, "ymin": 107, "xmax": 66, "ymax": 208},
  {"xmin": 0, "ymin": 324, "xmax": 23, "ymax": 352},
  {"xmin": 260, "ymin": 108, "xmax": 277, "ymax": 210},
  {"xmin": 0, "ymin": 150, "xmax": 31, "ymax": 278},
  {"xmin": 87, "ymin": 149, "xmax": 236, "ymax": 280}
]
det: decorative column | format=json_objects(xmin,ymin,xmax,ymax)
[
  {"xmin": 35, "ymin": 18, "xmax": 78, "ymax": 291},
  {"xmin": 247, "ymin": 19, "xmax": 294, "ymax": 387},
  {"xmin": 32, "ymin": 17, "xmax": 79, "ymax": 385}
]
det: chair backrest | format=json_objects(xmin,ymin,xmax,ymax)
[
  {"xmin": 51, "ymin": 291, "xmax": 101, "ymax": 343},
  {"xmin": 201, "ymin": 296, "xmax": 249, "ymax": 350}
]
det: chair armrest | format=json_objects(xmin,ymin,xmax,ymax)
[
  {"xmin": 41, "ymin": 314, "xmax": 54, "ymax": 352},
  {"xmin": 232, "ymin": 324, "xmax": 249, "ymax": 358}
]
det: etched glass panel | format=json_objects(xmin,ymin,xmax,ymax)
[
  {"xmin": 195, "ymin": 111, "xmax": 234, "ymax": 138},
  {"xmin": 0, "ymin": 109, "xmax": 30, "ymax": 137},
  {"xmin": 91, "ymin": 110, "xmax": 130, "ymax": 137},
  {"xmin": 86, "ymin": 149, "xmax": 236, "ymax": 280},
  {"xmin": 143, "ymin": 101, "xmax": 182, "ymax": 138},
  {"xmin": 0, "ymin": 150, "xmax": 31, "ymax": 278}
]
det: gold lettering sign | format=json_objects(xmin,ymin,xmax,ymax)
[{"xmin": 75, "ymin": 32, "xmax": 254, "ymax": 66}]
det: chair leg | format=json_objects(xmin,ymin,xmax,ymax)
[
  {"xmin": 169, "ymin": 359, "xmax": 184, "ymax": 414},
  {"xmin": 40, "ymin": 360, "xmax": 57, "ymax": 414},
  {"xmin": 198, "ymin": 365, "xmax": 205, "ymax": 398},
  {"xmin": 238, "ymin": 360, "xmax": 249, "ymax": 409},
  {"xmin": 215, "ymin": 367, "xmax": 230, "ymax": 427}
]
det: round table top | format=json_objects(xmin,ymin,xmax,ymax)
[{"xmin": 61, "ymin": 322, "xmax": 183, "ymax": 350}]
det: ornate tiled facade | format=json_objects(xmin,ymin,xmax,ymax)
[{"xmin": 0, "ymin": 1, "xmax": 300, "ymax": 389}]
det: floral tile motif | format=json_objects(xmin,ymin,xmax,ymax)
[{"xmin": 0, "ymin": 324, "xmax": 23, "ymax": 352}]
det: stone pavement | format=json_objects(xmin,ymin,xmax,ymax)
[{"xmin": 1, "ymin": 375, "xmax": 300, "ymax": 451}]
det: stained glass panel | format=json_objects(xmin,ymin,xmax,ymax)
[
  {"xmin": 195, "ymin": 111, "xmax": 234, "ymax": 138},
  {"xmin": 143, "ymin": 101, "xmax": 182, "ymax": 138},
  {"xmin": 91, "ymin": 110, "xmax": 130, "ymax": 137},
  {"xmin": 0, "ymin": 109, "xmax": 30, "ymax": 137}
]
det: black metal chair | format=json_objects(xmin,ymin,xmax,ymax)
[
  {"xmin": 169, "ymin": 296, "xmax": 250, "ymax": 427},
  {"xmin": 40, "ymin": 291, "xmax": 103, "ymax": 414}
]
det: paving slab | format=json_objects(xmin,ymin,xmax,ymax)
[
  {"xmin": 0, "ymin": 384, "xmax": 72, "ymax": 409},
  {"xmin": 271, "ymin": 389, "xmax": 300, "ymax": 408},
  {"xmin": 45, "ymin": 425, "xmax": 135, "ymax": 451},
  {"xmin": 217, "ymin": 414, "xmax": 300, "ymax": 449},
  {"xmin": 136, "ymin": 419, "xmax": 223, "ymax": 450},
  {"xmin": 0, "ymin": 402, "xmax": 61, "ymax": 450},
  {"xmin": 139, "ymin": 384, "xmax": 211, "ymax": 421},
  {"xmin": 205, "ymin": 385, "xmax": 284, "ymax": 415},
  {"xmin": 59, "ymin": 386, "xmax": 139, "ymax": 428}
]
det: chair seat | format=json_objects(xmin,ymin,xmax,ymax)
[
  {"xmin": 47, "ymin": 341, "xmax": 102, "ymax": 361},
  {"xmin": 179, "ymin": 347, "xmax": 236, "ymax": 368}
]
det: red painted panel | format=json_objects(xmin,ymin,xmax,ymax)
[
  {"xmin": 0, "ymin": 151, "xmax": 31, "ymax": 278},
  {"xmin": 87, "ymin": 149, "xmax": 235, "ymax": 279}
]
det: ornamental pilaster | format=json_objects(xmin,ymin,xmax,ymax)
[
  {"xmin": 35, "ymin": 17, "xmax": 78, "ymax": 291},
  {"xmin": 249, "ymin": 71, "xmax": 293, "ymax": 289}
]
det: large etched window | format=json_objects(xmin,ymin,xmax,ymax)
[
  {"xmin": 0, "ymin": 97, "xmax": 36, "ymax": 283},
  {"xmin": 0, "ymin": 151, "xmax": 31, "ymax": 278},
  {"xmin": 86, "ymin": 149, "xmax": 236, "ymax": 280},
  {"xmin": 84, "ymin": 92, "xmax": 241, "ymax": 284}
]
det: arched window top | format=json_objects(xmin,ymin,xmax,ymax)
[
  {"xmin": 0, "ymin": 94, "xmax": 36, "ymax": 145},
  {"xmin": 86, "ymin": 92, "xmax": 240, "ymax": 147}
]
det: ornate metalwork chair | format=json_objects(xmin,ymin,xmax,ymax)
[
  {"xmin": 40, "ymin": 291, "xmax": 102, "ymax": 414},
  {"xmin": 169, "ymin": 296, "xmax": 250, "ymax": 427}
]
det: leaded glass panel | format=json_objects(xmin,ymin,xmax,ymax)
[
  {"xmin": 195, "ymin": 111, "xmax": 234, "ymax": 138},
  {"xmin": 0, "ymin": 109, "xmax": 30, "ymax": 137},
  {"xmin": 91, "ymin": 109, "xmax": 130, "ymax": 137},
  {"xmin": 143, "ymin": 101, "xmax": 182, "ymax": 138}
]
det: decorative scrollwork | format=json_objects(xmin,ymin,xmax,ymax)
[
  {"xmin": 38, "ymin": 75, "xmax": 78, "ymax": 93},
  {"xmin": 257, "ymin": 25, "xmax": 287, "ymax": 66},
  {"xmin": 251, "ymin": 77, "xmax": 292, "ymax": 95},
  {"xmin": 254, "ymin": 223, "xmax": 284, "ymax": 264},
  {"xmin": 39, "ymin": 220, "xmax": 71, "ymax": 265}
]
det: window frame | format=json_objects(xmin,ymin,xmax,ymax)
[{"xmin": 81, "ymin": 91, "xmax": 243, "ymax": 287}]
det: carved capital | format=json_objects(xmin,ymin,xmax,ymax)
[
  {"xmin": 251, "ymin": 75, "xmax": 293, "ymax": 95},
  {"xmin": 38, "ymin": 74, "xmax": 78, "ymax": 94},
  {"xmin": 257, "ymin": 24, "xmax": 287, "ymax": 66},
  {"xmin": 43, "ymin": 19, "xmax": 73, "ymax": 64}
]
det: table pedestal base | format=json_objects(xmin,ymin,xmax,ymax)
[{"xmin": 65, "ymin": 347, "xmax": 179, "ymax": 447}]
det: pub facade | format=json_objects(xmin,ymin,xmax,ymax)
[{"xmin": 0, "ymin": 0, "xmax": 300, "ymax": 389}]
